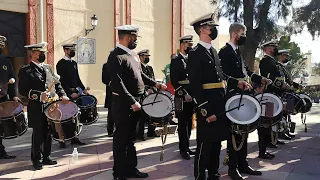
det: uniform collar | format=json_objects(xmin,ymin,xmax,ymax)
[
  {"xmin": 32, "ymin": 61, "xmax": 44, "ymax": 68},
  {"xmin": 63, "ymin": 55, "xmax": 73, "ymax": 61},
  {"xmin": 116, "ymin": 43, "xmax": 133, "ymax": 55},
  {"xmin": 199, "ymin": 40, "xmax": 212, "ymax": 50},
  {"xmin": 265, "ymin": 54, "xmax": 275, "ymax": 59},
  {"xmin": 227, "ymin": 41, "xmax": 238, "ymax": 51},
  {"xmin": 180, "ymin": 52, "xmax": 188, "ymax": 59}
]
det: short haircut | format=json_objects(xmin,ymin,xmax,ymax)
[
  {"xmin": 118, "ymin": 33, "xmax": 127, "ymax": 40},
  {"xmin": 194, "ymin": 26, "xmax": 201, "ymax": 35},
  {"xmin": 229, "ymin": 23, "xmax": 247, "ymax": 34}
]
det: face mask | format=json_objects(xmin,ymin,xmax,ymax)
[
  {"xmin": 128, "ymin": 38, "xmax": 137, "ymax": 50},
  {"xmin": 283, "ymin": 59, "xmax": 289, "ymax": 64},
  {"xmin": 144, "ymin": 58, "xmax": 150, "ymax": 64},
  {"xmin": 273, "ymin": 48, "xmax": 278, "ymax": 56},
  {"xmin": 209, "ymin": 27, "xmax": 218, "ymax": 40},
  {"xmin": 38, "ymin": 53, "xmax": 46, "ymax": 63},
  {"xmin": 237, "ymin": 35, "xmax": 247, "ymax": 46},
  {"xmin": 185, "ymin": 47, "xmax": 192, "ymax": 54},
  {"xmin": 69, "ymin": 51, "xmax": 75, "ymax": 57}
]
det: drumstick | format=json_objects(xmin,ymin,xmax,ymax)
[
  {"xmin": 238, "ymin": 85, "xmax": 245, "ymax": 110},
  {"xmin": 130, "ymin": 100, "xmax": 162, "ymax": 110},
  {"xmin": 216, "ymin": 104, "xmax": 244, "ymax": 117},
  {"xmin": 46, "ymin": 74, "xmax": 60, "ymax": 93},
  {"xmin": 259, "ymin": 73, "xmax": 270, "ymax": 102},
  {"xmin": 0, "ymin": 78, "xmax": 15, "ymax": 89},
  {"xmin": 151, "ymin": 90, "xmax": 160, "ymax": 106}
]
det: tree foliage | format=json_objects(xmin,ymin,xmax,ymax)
[
  {"xmin": 289, "ymin": 0, "xmax": 320, "ymax": 39},
  {"xmin": 312, "ymin": 63, "xmax": 320, "ymax": 76},
  {"xmin": 277, "ymin": 36, "xmax": 305, "ymax": 78},
  {"xmin": 210, "ymin": 0, "xmax": 293, "ymax": 70}
]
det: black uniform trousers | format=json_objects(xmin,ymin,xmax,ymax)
[
  {"xmin": 227, "ymin": 133, "xmax": 249, "ymax": 169},
  {"xmin": 112, "ymin": 95, "xmax": 140, "ymax": 177},
  {"xmin": 194, "ymin": 141, "xmax": 221, "ymax": 180},
  {"xmin": 0, "ymin": 96, "xmax": 9, "ymax": 156},
  {"xmin": 176, "ymin": 101, "xmax": 193, "ymax": 153},
  {"xmin": 30, "ymin": 106, "xmax": 52, "ymax": 162},
  {"xmin": 137, "ymin": 112, "xmax": 156, "ymax": 137},
  {"xmin": 106, "ymin": 86, "xmax": 114, "ymax": 135},
  {"xmin": 257, "ymin": 126, "xmax": 271, "ymax": 156}
]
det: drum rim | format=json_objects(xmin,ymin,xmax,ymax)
[
  {"xmin": 142, "ymin": 92, "xmax": 173, "ymax": 118},
  {"xmin": 255, "ymin": 93, "xmax": 283, "ymax": 117},
  {"xmin": 47, "ymin": 112, "xmax": 79, "ymax": 123},
  {"xmin": 75, "ymin": 95, "xmax": 97, "ymax": 108},
  {"xmin": 299, "ymin": 93, "xmax": 312, "ymax": 103},
  {"xmin": 44, "ymin": 100, "xmax": 79, "ymax": 121},
  {"xmin": 0, "ymin": 101, "xmax": 24, "ymax": 119},
  {"xmin": 226, "ymin": 94, "xmax": 262, "ymax": 125}
]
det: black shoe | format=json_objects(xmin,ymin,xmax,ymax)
[
  {"xmin": 258, "ymin": 153, "xmax": 274, "ymax": 160},
  {"xmin": 59, "ymin": 142, "xmax": 66, "ymax": 148},
  {"xmin": 278, "ymin": 133, "xmax": 291, "ymax": 140},
  {"xmin": 108, "ymin": 133, "xmax": 114, "ymax": 137},
  {"xmin": 169, "ymin": 120, "xmax": 178, "ymax": 125},
  {"xmin": 42, "ymin": 157, "xmax": 57, "ymax": 165},
  {"xmin": 239, "ymin": 166, "xmax": 262, "ymax": 175},
  {"xmin": 147, "ymin": 132, "xmax": 160, "ymax": 138},
  {"xmin": 266, "ymin": 152, "xmax": 275, "ymax": 158},
  {"xmin": 180, "ymin": 152, "xmax": 191, "ymax": 160},
  {"xmin": 137, "ymin": 136, "xmax": 146, "ymax": 141},
  {"xmin": 114, "ymin": 177, "xmax": 127, "ymax": 180},
  {"xmin": 228, "ymin": 168, "xmax": 243, "ymax": 180},
  {"xmin": 277, "ymin": 140, "xmax": 285, "ymax": 145},
  {"xmin": 71, "ymin": 139, "xmax": 86, "ymax": 145},
  {"xmin": 32, "ymin": 161, "xmax": 43, "ymax": 170},
  {"xmin": 0, "ymin": 153, "xmax": 16, "ymax": 159},
  {"xmin": 288, "ymin": 133, "xmax": 295, "ymax": 138},
  {"xmin": 188, "ymin": 149, "xmax": 196, "ymax": 156},
  {"xmin": 126, "ymin": 171, "xmax": 149, "ymax": 178},
  {"xmin": 267, "ymin": 143, "xmax": 277, "ymax": 149}
]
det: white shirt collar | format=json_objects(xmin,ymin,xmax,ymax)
[
  {"xmin": 63, "ymin": 56, "xmax": 73, "ymax": 61},
  {"xmin": 116, "ymin": 43, "xmax": 132, "ymax": 55},
  {"xmin": 199, "ymin": 40, "xmax": 212, "ymax": 50},
  {"xmin": 180, "ymin": 52, "xmax": 188, "ymax": 59},
  {"xmin": 32, "ymin": 61, "xmax": 44, "ymax": 68},
  {"xmin": 227, "ymin": 41, "xmax": 238, "ymax": 51},
  {"xmin": 265, "ymin": 54, "xmax": 275, "ymax": 59}
]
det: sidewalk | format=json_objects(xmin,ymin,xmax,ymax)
[{"xmin": 0, "ymin": 105, "xmax": 320, "ymax": 180}]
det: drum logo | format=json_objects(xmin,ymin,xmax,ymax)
[
  {"xmin": 2, "ymin": 65, "xmax": 7, "ymax": 70},
  {"xmin": 31, "ymin": 94, "xmax": 38, "ymax": 100},
  {"xmin": 178, "ymin": 90, "xmax": 183, "ymax": 96},
  {"xmin": 276, "ymin": 81, "xmax": 281, "ymax": 86},
  {"xmin": 200, "ymin": 108, "xmax": 207, "ymax": 117}
]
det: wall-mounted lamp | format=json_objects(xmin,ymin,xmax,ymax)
[{"xmin": 85, "ymin": 14, "xmax": 98, "ymax": 36}]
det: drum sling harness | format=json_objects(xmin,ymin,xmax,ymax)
[{"xmin": 301, "ymin": 113, "xmax": 307, "ymax": 132}]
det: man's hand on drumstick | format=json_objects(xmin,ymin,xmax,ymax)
[
  {"xmin": 261, "ymin": 77, "xmax": 272, "ymax": 85},
  {"xmin": 237, "ymin": 81, "xmax": 252, "ymax": 91},
  {"xmin": 185, "ymin": 94, "xmax": 193, "ymax": 102},
  {"xmin": 206, "ymin": 114, "xmax": 217, "ymax": 123},
  {"xmin": 40, "ymin": 92, "xmax": 50, "ymax": 102},
  {"xmin": 155, "ymin": 83, "xmax": 167, "ymax": 90},
  {"xmin": 83, "ymin": 89, "xmax": 89, "ymax": 95},
  {"xmin": 131, "ymin": 102, "xmax": 141, "ymax": 112},
  {"xmin": 71, "ymin": 93, "xmax": 79, "ymax": 99},
  {"xmin": 61, "ymin": 96, "xmax": 69, "ymax": 104}
]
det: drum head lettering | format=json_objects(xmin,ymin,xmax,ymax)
[
  {"xmin": 225, "ymin": 95, "xmax": 261, "ymax": 125},
  {"xmin": 255, "ymin": 93, "xmax": 283, "ymax": 117},
  {"xmin": 0, "ymin": 101, "xmax": 24, "ymax": 118},
  {"xmin": 76, "ymin": 95, "xmax": 97, "ymax": 108},
  {"xmin": 45, "ymin": 101, "xmax": 78, "ymax": 121},
  {"xmin": 142, "ymin": 93, "xmax": 173, "ymax": 118}
]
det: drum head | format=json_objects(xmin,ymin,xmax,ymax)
[
  {"xmin": 142, "ymin": 93, "xmax": 173, "ymax": 118},
  {"xmin": 75, "ymin": 95, "xmax": 97, "ymax": 108},
  {"xmin": 255, "ymin": 93, "xmax": 283, "ymax": 117},
  {"xmin": 226, "ymin": 94, "xmax": 261, "ymax": 125},
  {"xmin": 160, "ymin": 90, "xmax": 173, "ymax": 98},
  {"xmin": 0, "ymin": 101, "xmax": 24, "ymax": 118},
  {"xmin": 44, "ymin": 101, "xmax": 78, "ymax": 121}
]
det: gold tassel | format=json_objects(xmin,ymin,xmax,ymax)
[
  {"xmin": 223, "ymin": 153, "xmax": 229, "ymax": 166},
  {"xmin": 192, "ymin": 113, "xmax": 197, "ymax": 130},
  {"xmin": 160, "ymin": 124, "xmax": 168, "ymax": 161}
]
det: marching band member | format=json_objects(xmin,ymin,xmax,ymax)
[
  {"xmin": 0, "ymin": 35, "xmax": 19, "ymax": 159},
  {"xmin": 258, "ymin": 40, "xmax": 291, "ymax": 158},
  {"xmin": 18, "ymin": 42, "xmax": 69, "ymax": 170},
  {"xmin": 102, "ymin": 58, "xmax": 114, "ymax": 137},
  {"xmin": 187, "ymin": 13, "xmax": 251, "ymax": 180},
  {"xmin": 170, "ymin": 35, "xmax": 195, "ymax": 160},
  {"xmin": 107, "ymin": 25, "xmax": 166, "ymax": 180},
  {"xmin": 56, "ymin": 43, "xmax": 86, "ymax": 148},
  {"xmin": 137, "ymin": 49, "xmax": 158, "ymax": 141},
  {"xmin": 219, "ymin": 23, "xmax": 265, "ymax": 180}
]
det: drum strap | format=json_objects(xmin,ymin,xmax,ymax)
[
  {"xmin": 301, "ymin": 113, "xmax": 307, "ymax": 132},
  {"xmin": 232, "ymin": 133, "xmax": 247, "ymax": 151},
  {"xmin": 271, "ymin": 124, "xmax": 278, "ymax": 145},
  {"xmin": 160, "ymin": 124, "xmax": 168, "ymax": 161}
]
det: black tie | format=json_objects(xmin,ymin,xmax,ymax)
[{"xmin": 236, "ymin": 48, "xmax": 241, "ymax": 58}]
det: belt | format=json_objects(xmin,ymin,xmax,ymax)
[
  {"xmin": 202, "ymin": 81, "xmax": 226, "ymax": 89},
  {"xmin": 275, "ymin": 77, "xmax": 285, "ymax": 81},
  {"xmin": 70, "ymin": 87, "xmax": 77, "ymax": 91},
  {"xmin": 178, "ymin": 80, "xmax": 190, "ymax": 85},
  {"xmin": 236, "ymin": 77, "xmax": 250, "ymax": 82}
]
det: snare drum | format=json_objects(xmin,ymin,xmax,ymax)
[
  {"xmin": 75, "ymin": 95, "xmax": 98, "ymax": 125},
  {"xmin": 44, "ymin": 100, "xmax": 82, "ymax": 142},
  {"xmin": 255, "ymin": 93, "xmax": 283, "ymax": 126},
  {"xmin": 0, "ymin": 101, "xmax": 27, "ymax": 139},
  {"xmin": 281, "ymin": 92, "xmax": 304, "ymax": 115},
  {"xmin": 299, "ymin": 93, "xmax": 312, "ymax": 113},
  {"xmin": 225, "ymin": 94, "xmax": 262, "ymax": 134},
  {"xmin": 142, "ymin": 91, "xmax": 173, "ymax": 125}
]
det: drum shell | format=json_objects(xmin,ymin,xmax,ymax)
[
  {"xmin": 299, "ymin": 93, "xmax": 312, "ymax": 113},
  {"xmin": 0, "ymin": 112, "xmax": 28, "ymax": 139},
  {"xmin": 259, "ymin": 111, "xmax": 283, "ymax": 127},
  {"xmin": 47, "ymin": 114, "xmax": 82, "ymax": 142},
  {"xmin": 75, "ymin": 95, "xmax": 98, "ymax": 125},
  {"xmin": 282, "ymin": 92, "xmax": 304, "ymax": 115}
]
